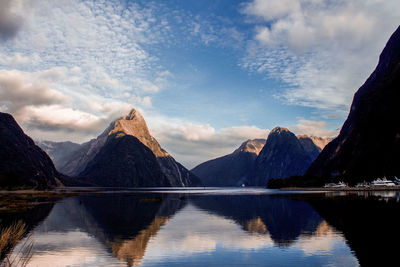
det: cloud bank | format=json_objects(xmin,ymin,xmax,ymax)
[{"xmin": 147, "ymin": 114, "xmax": 269, "ymax": 168}]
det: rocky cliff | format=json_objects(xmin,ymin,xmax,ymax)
[
  {"xmin": 192, "ymin": 139, "xmax": 266, "ymax": 186},
  {"xmin": 60, "ymin": 109, "xmax": 201, "ymax": 187},
  {"xmin": 79, "ymin": 133, "xmax": 171, "ymax": 187},
  {"xmin": 251, "ymin": 127, "xmax": 322, "ymax": 186},
  {"xmin": 0, "ymin": 112, "xmax": 61, "ymax": 189}
]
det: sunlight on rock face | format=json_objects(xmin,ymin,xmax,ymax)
[
  {"xmin": 109, "ymin": 217, "xmax": 169, "ymax": 267},
  {"xmin": 245, "ymin": 217, "xmax": 268, "ymax": 234}
]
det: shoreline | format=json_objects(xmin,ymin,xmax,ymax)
[
  {"xmin": 2, "ymin": 186, "xmax": 400, "ymax": 195},
  {"xmin": 280, "ymin": 186, "xmax": 400, "ymax": 191}
]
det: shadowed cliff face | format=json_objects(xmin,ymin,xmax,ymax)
[
  {"xmin": 0, "ymin": 112, "xmax": 61, "ymax": 189},
  {"xmin": 191, "ymin": 139, "xmax": 266, "ymax": 186},
  {"xmin": 58, "ymin": 109, "xmax": 201, "ymax": 187},
  {"xmin": 306, "ymin": 25, "xmax": 400, "ymax": 183},
  {"xmin": 79, "ymin": 133, "xmax": 171, "ymax": 187},
  {"xmin": 251, "ymin": 127, "xmax": 320, "ymax": 186},
  {"xmin": 36, "ymin": 141, "xmax": 81, "ymax": 171}
]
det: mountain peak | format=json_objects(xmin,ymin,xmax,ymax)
[
  {"xmin": 271, "ymin": 127, "xmax": 290, "ymax": 134},
  {"xmin": 107, "ymin": 109, "xmax": 167, "ymax": 157},
  {"xmin": 297, "ymin": 135, "xmax": 332, "ymax": 150},
  {"xmin": 125, "ymin": 108, "xmax": 142, "ymax": 121},
  {"xmin": 234, "ymin": 139, "xmax": 266, "ymax": 155}
]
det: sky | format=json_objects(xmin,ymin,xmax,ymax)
[{"xmin": 0, "ymin": 0, "xmax": 399, "ymax": 168}]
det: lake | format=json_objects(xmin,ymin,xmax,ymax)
[{"xmin": 1, "ymin": 188, "xmax": 399, "ymax": 267}]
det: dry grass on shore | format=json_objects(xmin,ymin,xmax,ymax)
[{"xmin": 0, "ymin": 221, "xmax": 33, "ymax": 267}]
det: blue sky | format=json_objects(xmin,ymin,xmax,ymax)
[{"xmin": 0, "ymin": 0, "xmax": 399, "ymax": 167}]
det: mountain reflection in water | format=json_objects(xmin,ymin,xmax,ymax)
[{"xmin": 1, "ymin": 189, "xmax": 399, "ymax": 266}]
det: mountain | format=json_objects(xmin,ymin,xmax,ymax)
[
  {"xmin": 79, "ymin": 133, "xmax": 170, "ymax": 187},
  {"xmin": 36, "ymin": 140, "xmax": 81, "ymax": 171},
  {"xmin": 192, "ymin": 139, "xmax": 266, "ymax": 186},
  {"xmin": 0, "ymin": 112, "xmax": 61, "ymax": 189},
  {"xmin": 60, "ymin": 109, "xmax": 202, "ymax": 187},
  {"xmin": 250, "ymin": 127, "xmax": 323, "ymax": 186},
  {"xmin": 297, "ymin": 135, "xmax": 332, "ymax": 160},
  {"xmin": 305, "ymin": 25, "xmax": 400, "ymax": 184}
]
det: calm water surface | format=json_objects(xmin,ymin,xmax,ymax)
[{"xmin": 1, "ymin": 188, "xmax": 400, "ymax": 267}]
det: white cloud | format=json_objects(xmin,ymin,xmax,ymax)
[
  {"xmin": 242, "ymin": 0, "xmax": 400, "ymax": 114},
  {"xmin": 145, "ymin": 204, "xmax": 274, "ymax": 259},
  {"xmin": 255, "ymin": 27, "xmax": 272, "ymax": 45},
  {"xmin": 243, "ymin": 0, "xmax": 301, "ymax": 21},
  {"xmin": 0, "ymin": 52, "xmax": 31, "ymax": 65},
  {"xmin": 146, "ymin": 113, "xmax": 269, "ymax": 168},
  {"xmin": 0, "ymin": 69, "xmax": 68, "ymax": 114},
  {"xmin": 0, "ymin": 68, "xmax": 135, "ymax": 142},
  {"xmin": 289, "ymin": 119, "xmax": 338, "ymax": 138}
]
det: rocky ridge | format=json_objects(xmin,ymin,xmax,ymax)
[{"xmin": 0, "ymin": 112, "xmax": 61, "ymax": 189}]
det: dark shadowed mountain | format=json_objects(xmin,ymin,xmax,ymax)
[
  {"xmin": 36, "ymin": 140, "xmax": 81, "ymax": 171},
  {"xmin": 79, "ymin": 133, "xmax": 171, "ymax": 187},
  {"xmin": 306, "ymin": 25, "xmax": 400, "ymax": 184},
  {"xmin": 250, "ymin": 127, "xmax": 324, "ymax": 186},
  {"xmin": 0, "ymin": 112, "xmax": 62, "ymax": 189},
  {"xmin": 191, "ymin": 139, "xmax": 266, "ymax": 186},
  {"xmin": 59, "ymin": 109, "xmax": 201, "ymax": 187}
]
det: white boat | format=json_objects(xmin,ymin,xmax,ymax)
[
  {"xmin": 356, "ymin": 182, "xmax": 369, "ymax": 188},
  {"xmin": 371, "ymin": 178, "xmax": 395, "ymax": 187}
]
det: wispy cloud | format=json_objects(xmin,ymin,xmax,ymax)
[
  {"xmin": 242, "ymin": 0, "xmax": 400, "ymax": 114},
  {"xmin": 0, "ymin": 0, "xmax": 175, "ymax": 141}
]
